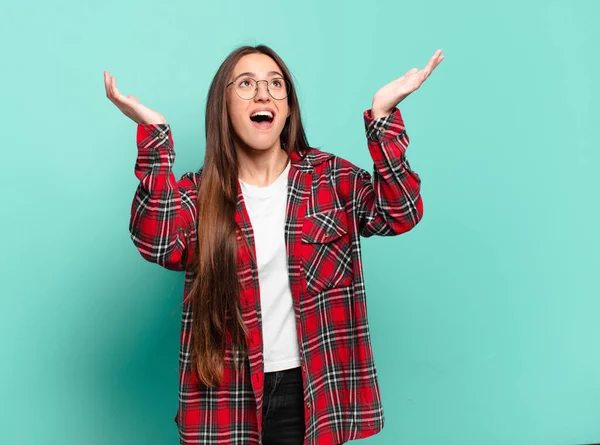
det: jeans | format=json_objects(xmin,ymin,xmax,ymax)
[{"xmin": 262, "ymin": 366, "xmax": 305, "ymax": 445}]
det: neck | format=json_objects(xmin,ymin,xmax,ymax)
[{"xmin": 236, "ymin": 140, "xmax": 290, "ymax": 187}]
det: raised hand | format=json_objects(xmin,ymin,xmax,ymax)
[
  {"xmin": 371, "ymin": 49, "xmax": 445, "ymax": 119},
  {"xmin": 104, "ymin": 70, "xmax": 167, "ymax": 125}
]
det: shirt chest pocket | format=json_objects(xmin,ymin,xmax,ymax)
[{"xmin": 301, "ymin": 208, "xmax": 353, "ymax": 295}]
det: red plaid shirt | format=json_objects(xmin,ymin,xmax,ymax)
[{"xmin": 130, "ymin": 107, "xmax": 423, "ymax": 445}]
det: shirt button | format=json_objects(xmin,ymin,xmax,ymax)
[
  {"xmin": 158, "ymin": 132, "xmax": 166, "ymax": 139},
  {"xmin": 306, "ymin": 401, "xmax": 311, "ymax": 409}
]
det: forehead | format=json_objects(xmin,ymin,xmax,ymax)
[{"xmin": 232, "ymin": 53, "xmax": 282, "ymax": 77}]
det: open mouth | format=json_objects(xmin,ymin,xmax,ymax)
[{"xmin": 249, "ymin": 110, "xmax": 275, "ymax": 130}]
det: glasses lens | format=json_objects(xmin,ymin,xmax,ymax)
[
  {"xmin": 234, "ymin": 77, "xmax": 290, "ymax": 100},
  {"xmin": 235, "ymin": 78, "xmax": 257, "ymax": 100},
  {"xmin": 268, "ymin": 78, "xmax": 289, "ymax": 100}
]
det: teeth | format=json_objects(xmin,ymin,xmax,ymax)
[{"xmin": 250, "ymin": 110, "xmax": 274, "ymax": 118}]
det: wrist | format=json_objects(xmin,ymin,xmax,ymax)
[
  {"xmin": 139, "ymin": 120, "xmax": 167, "ymax": 125},
  {"xmin": 371, "ymin": 107, "xmax": 393, "ymax": 120}
]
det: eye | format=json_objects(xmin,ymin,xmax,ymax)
[
  {"xmin": 238, "ymin": 78, "xmax": 254, "ymax": 89},
  {"xmin": 271, "ymin": 79, "xmax": 282, "ymax": 88}
]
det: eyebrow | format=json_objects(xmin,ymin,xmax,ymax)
[{"xmin": 232, "ymin": 70, "xmax": 284, "ymax": 81}]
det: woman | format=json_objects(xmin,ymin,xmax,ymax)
[{"xmin": 104, "ymin": 44, "xmax": 444, "ymax": 445}]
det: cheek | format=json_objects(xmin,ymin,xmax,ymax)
[
  {"xmin": 279, "ymin": 104, "xmax": 290, "ymax": 126},
  {"xmin": 228, "ymin": 104, "xmax": 248, "ymax": 133},
  {"xmin": 227, "ymin": 92, "xmax": 245, "ymax": 117}
]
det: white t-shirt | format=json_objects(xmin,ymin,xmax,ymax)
[{"xmin": 239, "ymin": 160, "xmax": 301, "ymax": 372}]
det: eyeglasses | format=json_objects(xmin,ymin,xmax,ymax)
[{"xmin": 227, "ymin": 77, "xmax": 290, "ymax": 100}]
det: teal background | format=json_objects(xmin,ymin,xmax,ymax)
[{"xmin": 1, "ymin": 0, "xmax": 599, "ymax": 444}]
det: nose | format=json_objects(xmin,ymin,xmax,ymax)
[{"xmin": 254, "ymin": 80, "xmax": 270, "ymax": 102}]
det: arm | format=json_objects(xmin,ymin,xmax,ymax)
[
  {"xmin": 353, "ymin": 49, "xmax": 443, "ymax": 236},
  {"xmin": 354, "ymin": 107, "xmax": 423, "ymax": 237},
  {"xmin": 129, "ymin": 123, "xmax": 198, "ymax": 271}
]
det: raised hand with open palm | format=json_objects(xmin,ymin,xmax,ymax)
[
  {"xmin": 104, "ymin": 70, "xmax": 167, "ymax": 125},
  {"xmin": 371, "ymin": 49, "xmax": 445, "ymax": 119}
]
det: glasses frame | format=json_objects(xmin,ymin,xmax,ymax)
[{"xmin": 226, "ymin": 77, "xmax": 290, "ymax": 100}]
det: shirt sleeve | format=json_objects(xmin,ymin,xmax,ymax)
[
  {"xmin": 354, "ymin": 107, "xmax": 423, "ymax": 237},
  {"xmin": 129, "ymin": 123, "xmax": 198, "ymax": 271}
]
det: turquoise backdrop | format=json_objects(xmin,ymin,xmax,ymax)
[{"xmin": 2, "ymin": 0, "xmax": 599, "ymax": 444}]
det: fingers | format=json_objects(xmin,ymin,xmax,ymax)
[
  {"xmin": 423, "ymin": 49, "xmax": 444, "ymax": 78},
  {"xmin": 430, "ymin": 50, "xmax": 444, "ymax": 69},
  {"xmin": 105, "ymin": 70, "xmax": 117, "ymax": 102},
  {"xmin": 112, "ymin": 77, "xmax": 120, "ymax": 100},
  {"xmin": 104, "ymin": 71, "xmax": 129, "ymax": 107},
  {"xmin": 104, "ymin": 70, "xmax": 111, "ymax": 97}
]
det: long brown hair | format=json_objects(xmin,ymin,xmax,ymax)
[{"xmin": 185, "ymin": 45, "xmax": 311, "ymax": 387}]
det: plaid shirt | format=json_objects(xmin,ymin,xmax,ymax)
[{"xmin": 130, "ymin": 107, "xmax": 423, "ymax": 445}]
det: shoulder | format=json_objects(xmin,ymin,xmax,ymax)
[
  {"xmin": 307, "ymin": 147, "xmax": 368, "ymax": 180},
  {"xmin": 305, "ymin": 148, "xmax": 370, "ymax": 207}
]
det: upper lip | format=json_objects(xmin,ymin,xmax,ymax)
[{"xmin": 249, "ymin": 107, "xmax": 276, "ymax": 119}]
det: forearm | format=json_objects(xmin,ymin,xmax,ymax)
[
  {"xmin": 356, "ymin": 108, "xmax": 423, "ymax": 237},
  {"xmin": 130, "ymin": 123, "xmax": 197, "ymax": 271}
]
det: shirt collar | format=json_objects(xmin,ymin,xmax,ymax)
[{"xmin": 290, "ymin": 147, "xmax": 334, "ymax": 171}]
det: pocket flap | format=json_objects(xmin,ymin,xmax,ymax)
[{"xmin": 302, "ymin": 208, "xmax": 349, "ymax": 244}]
